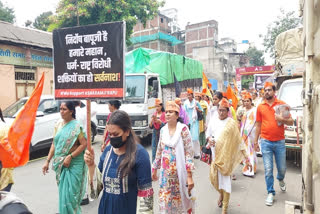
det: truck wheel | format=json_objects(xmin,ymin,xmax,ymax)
[{"xmin": 141, "ymin": 134, "xmax": 152, "ymax": 147}]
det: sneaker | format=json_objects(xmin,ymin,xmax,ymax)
[
  {"xmin": 265, "ymin": 193, "xmax": 274, "ymax": 206},
  {"xmin": 80, "ymin": 197, "xmax": 89, "ymax": 206},
  {"xmin": 279, "ymin": 180, "xmax": 286, "ymax": 192}
]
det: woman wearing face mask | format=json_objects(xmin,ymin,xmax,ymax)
[
  {"xmin": 84, "ymin": 110, "xmax": 153, "ymax": 214},
  {"xmin": 101, "ymin": 100, "xmax": 121, "ymax": 152},
  {"xmin": 149, "ymin": 98, "xmax": 166, "ymax": 162},
  {"xmin": 42, "ymin": 101, "xmax": 87, "ymax": 214},
  {"xmin": 152, "ymin": 101, "xmax": 195, "ymax": 213}
]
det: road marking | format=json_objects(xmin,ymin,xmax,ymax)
[{"xmin": 29, "ymin": 156, "xmax": 47, "ymax": 162}]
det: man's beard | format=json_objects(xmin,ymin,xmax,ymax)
[{"xmin": 265, "ymin": 94, "xmax": 273, "ymax": 100}]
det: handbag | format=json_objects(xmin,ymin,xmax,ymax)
[
  {"xmin": 197, "ymin": 110, "xmax": 204, "ymax": 121},
  {"xmin": 200, "ymin": 146, "xmax": 212, "ymax": 165}
]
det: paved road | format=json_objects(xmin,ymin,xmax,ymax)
[{"xmin": 11, "ymin": 135, "xmax": 302, "ymax": 214}]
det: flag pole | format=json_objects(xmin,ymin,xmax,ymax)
[{"xmin": 75, "ymin": 0, "xmax": 92, "ymax": 150}]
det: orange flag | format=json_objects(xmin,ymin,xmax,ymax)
[
  {"xmin": 226, "ymin": 84, "xmax": 238, "ymax": 110},
  {"xmin": 0, "ymin": 73, "xmax": 45, "ymax": 168},
  {"xmin": 233, "ymin": 78, "xmax": 239, "ymax": 94},
  {"xmin": 202, "ymin": 72, "xmax": 212, "ymax": 98}
]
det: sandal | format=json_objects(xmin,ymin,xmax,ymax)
[
  {"xmin": 231, "ymin": 174, "xmax": 237, "ymax": 180},
  {"xmin": 218, "ymin": 197, "xmax": 223, "ymax": 208}
]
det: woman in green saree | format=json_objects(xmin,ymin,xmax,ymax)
[{"xmin": 42, "ymin": 101, "xmax": 87, "ymax": 214}]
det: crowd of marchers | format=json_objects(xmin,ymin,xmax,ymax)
[{"xmin": 0, "ymin": 81, "xmax": 294, "ymax": 214}]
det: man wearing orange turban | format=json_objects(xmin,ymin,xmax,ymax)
[{"xmin": 206, "ymin": 97, "xmax": 252, "ymax": 213}]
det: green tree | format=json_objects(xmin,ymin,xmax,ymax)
[
  {"xmin": 49, "ymin": 0, "xmax": 164, "ymax": 44},
  {"xmin": 245, "ymin": 46, "xmax": 265, "ymax": 66},
  {"xmin": 0, "ymin": 1, "xmax": 15, "ymax": 23},
  {"xmin": 33, "ymin": 11, "xmax": 53, "ymax": 31},
  {"xmin": 261, "ymin": 9, "xmax": 301, "ymax": 58}
]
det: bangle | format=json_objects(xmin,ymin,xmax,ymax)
[
  {"xmin": 46, "ymin": 159, "xmax": 50, "ymax": 163},
  {"xmin": 70, "ymin": 153, "xmax": 73, "ymax": 158}
]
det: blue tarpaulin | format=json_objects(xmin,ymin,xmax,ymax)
[
  {"xmin": 209, "ymin": 79, "xmax": 218, "ymax": 90},
  {"xmin": 130, "ymin": 32, "xmax": 183, "ymax": 46}
]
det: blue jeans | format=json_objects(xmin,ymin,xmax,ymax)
[
  {"xmin": 260, "ymin": 138, "xmax": 286, "ymax": 195},
  {"xmin": 151, "ymin": 129, "xmax": 160, "ymax": 162}
]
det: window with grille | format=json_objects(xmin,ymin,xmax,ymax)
[{"xmin": 15, "ymin": 72, "xmax": 35, "ymax": 81}]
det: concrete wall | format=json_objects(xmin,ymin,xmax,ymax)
[
  {"xmin": 0, "ymin": 64, "xmax": 54, "ymax": 109},
  {"xmin": 37, "ymin": 67, "xmax": 54, "ymax": 95},
  {"xmin": 132, "ymin": 14, "xmax": 170, "ymax": 37},
  {"xmin": 302, "ymin": 1, "xmax": 320, "ymax": 213},
  {"xmin": 192, "ymin": 46, "xmax": 224, "ymax": 90},
  {"xmin": 185, "ymin": 20, "xmax": 218, "ymax": 58},
  {"xmin": 0, "ymin": 64, "xmax": 16, "ymax": 109}
]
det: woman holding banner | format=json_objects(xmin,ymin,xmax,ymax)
[
  {"xmin": 84, "ymin": 110, "xmax": 153, "ymax": 214},
  {"xmin": 42, "ymin": 101, "xmax": 87, "ymax": 214}
]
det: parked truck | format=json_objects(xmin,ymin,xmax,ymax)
[
  {"xmin": 96, "ymin": 48, "xmax": 203, "ymax": 142},
  {"xmin": 283, "ymin": 1, "xmax": 320, "ymax": 213},
  {"xmin": 274, "ymin": 27, "xmax": 304, "ymax": 145}
]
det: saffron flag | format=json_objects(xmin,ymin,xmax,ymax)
[
  {"xmin": 0, "ymin": 73, "xmax": 45, "ymax": 168},
  {"xmin": 202, "ymin": 72, "xmax": 212, "ymax": 98},
  {"xmin": 233, "ymin": 78, "xmax": 239, "ymax": 94},
  {"xmin": 226, "ymin": 84, "xmax": 238, "ymax": 110}
]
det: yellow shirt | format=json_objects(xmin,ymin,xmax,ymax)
[{"xmin": 0, "ymin": 122, "xmax": 14, "ymax": 189}]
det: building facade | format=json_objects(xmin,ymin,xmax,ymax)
[
  {"xmin": 0, "ymin": 21, "xmax": 53, "ymax": 109},
  {"xmin": 130, "ymin": 10, "xmax": 185, "ymax": 55}
]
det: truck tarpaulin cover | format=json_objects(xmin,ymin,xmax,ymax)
[
  {"xmin": 53, "ymin": 21, "xmax": 125, "ymax": 99},
  {"xmin": 125, "ymin": 48, "xmax": 203, "ymax": 88},
  {"xmin": 274, "ymin": 28, "xmax": 305, "ymax": 76}
]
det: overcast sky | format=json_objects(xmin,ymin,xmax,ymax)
[{"xmin": 4, "ymin": 0, "xmax": 300, "ymax": 63}]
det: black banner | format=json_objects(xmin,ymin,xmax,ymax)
[{"xmin": 53, "ymin": 21, "xmax": 125, "ymax": 99}]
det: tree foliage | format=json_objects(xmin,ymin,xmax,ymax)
[
  {"xmin": 245, "ymin": 46, "xmax": 265, "ymax": 66},
  {"xmin": 33, "ymin": 11, "xmax": 53, "ymax": 31},
  {"xmin": 0, "ymin": 1, "xmax": 15, "ymax": 23},
  {"xmin": 262, "ymin": 9, "xmax": 301, "ymax": 58},
  {"xmin": 49, "ymin": 0, "xmax": 164, "ymax": 44}
]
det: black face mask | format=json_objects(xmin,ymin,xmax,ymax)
[{"xmin": 110, "ymin": 136, "xmax": 126, "ymax": 148}]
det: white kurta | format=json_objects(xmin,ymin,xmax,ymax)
[{"xmin": 206, "ymin": 116, "xmax": 232, "ymax": 193}]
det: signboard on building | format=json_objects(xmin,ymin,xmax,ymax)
[
  {"xmin": 53, "ymin": 21, "xmax": 125, "ymax": 99},
  {"xmin": 235, "ymin": 65, "xmax": 274, "ymax": 90},
  {"xmin": 0, "ymin": 44, "xmax": 53, "ymax": 68}
]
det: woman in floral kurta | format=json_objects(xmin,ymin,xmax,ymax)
[
  {"xmin": 152, "ymin": 101, "xmax": 195, "ymax": 214},
  {"xmin": 240, "ymin": 94, "xmax": 257, "ymax": 176}
]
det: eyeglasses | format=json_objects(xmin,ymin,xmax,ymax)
[{"xmin": 218, "ymin": 109, "xmax": 228, "ymax": 113}]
